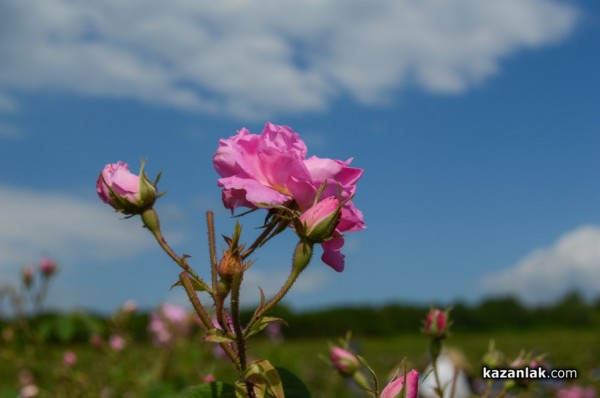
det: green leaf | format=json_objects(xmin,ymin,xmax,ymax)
[
  {"xmin": 170, "ymin": 276, "xmax": 211, "ymax": 293},
  {"xmin": 244, "ymin": 316, "xmax": 287, "ymax": 339},
  {"xmin": 204, "ymin": 328, "xmax": 236, "ymax": 344},
  {"xmin": 244, "ymin": 359, "xmax": 284, "ymax": 398},
  {"xmin": 179, "ymin": 382, "xmax": 236, "ymax": 398},
  {"xmin": 277, "ymin": 367, "xmax": 312, "ymax": 398}
]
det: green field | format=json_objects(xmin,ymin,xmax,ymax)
[{"xmin": 2, "ymin": 329, "xmax": 598, "ymax": 397}]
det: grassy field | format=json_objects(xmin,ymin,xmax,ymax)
[{"xmin": 1, "ymin": 328, "xmax": 598, "ymax": 397}]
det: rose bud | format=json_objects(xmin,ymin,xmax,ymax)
[
  {"xmin": 96, "ymin": 161, "xmax": 157, "ymax": 215},
  {"xmin": 297, "ymin": 196, "xmax": 341, "ymax": 243},
  {"xmin": 22, "ymin": 266, "xmax": 34, "ymax": 289},
  {"xmin": 329, "ymin": 346, "xmax": 360, "ymax": 377},
  {"xmin": 380, "ymin": 369, "xmax": 419, "ymax": 398},
  {"xmin": 424, "ymin": 308, "xmax": 450, "ymax": 339},
  {"xmin": 39, "ymin": 257, "xmax": 58, "ymax": 278}
]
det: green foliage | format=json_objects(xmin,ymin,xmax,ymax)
[{"xmin": 180, "ymin": 382, "xmax": 236, "ymax": 398}]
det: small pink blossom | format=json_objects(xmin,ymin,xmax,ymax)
[
  {"xmin": 380, "ymin": 369, "xmax": 419, "ymax": 398},
  {"xmin": 424, "ymin": 308, "xmax": 449, "ymax": 338},
  {"xmin": 203, "ymin": 374, "xmax": 216, "ymax": 383},
  {"xmin": 89, "ymin": 334, "xmax": 103, "ymax": 349},
  {"xmin": 557, "ymin": 385, "xmax": 597, "ymax": 398},
  {"xmin": 265, "ymin": 322, "xmax": 284, "ymax": 344},
  {"xmin": 329, "ymin": 346, "xmax": 360, "ymax": 376},
  {"xmin": 63, "ymin": 351, "xmax": 77, "ymax": 366},
  {"xmin": 18, "ymin": 385, "xmax": 39, "ymax": 398},
  {"xmin": 149, "ymin": 303, "xmax": 190, "ymax": 347},
  {"xmin": 109, "ymin": 334, "xmax": 126, "ymax": 352},
  {"xmin": 22, "ymin": 267, "xmax": 34, "ymax": 288},
  {"xmin": 39, "ymin": 257, "xmax": 58, "ymax": 278}
]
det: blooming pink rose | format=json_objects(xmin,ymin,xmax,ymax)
[
  {"xmin": 213, "ymin": 123, "xmax": 365, "ymax": 271},
  {"xmin": 380, "ymin": 369, "xmax": 419, "ymax": 398}
]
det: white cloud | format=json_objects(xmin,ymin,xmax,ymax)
[
  {"xmin": 479, "ymin": 225, "xmax": 600, "ymax": 303},
  {"xmin": 0, "ymin": 185, "xmax": 152, "ymax": 274},
  {"xmin": 0, "ymin": 0, "xmax": 578, "ymax": 118}
]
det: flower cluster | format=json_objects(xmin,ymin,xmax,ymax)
[
  {"xmin": 213, "ymin": 122, "xmax": 365, "ymax": 271},
  {"xmin": 149, "ymin": 303, "xmax": 192, "ymax": 347},
  {"xmin": 96, "ymin": 122, "xmax": 366, "ymax": 397}
]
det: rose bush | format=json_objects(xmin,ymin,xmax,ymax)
[{"xmin": 213, "ymin": 122, "xmax": 365, "ymax": 271}]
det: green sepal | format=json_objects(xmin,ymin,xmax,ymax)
[{"xmin": 292, "ymin": 240, "xmax": 313, "ymax": 274}]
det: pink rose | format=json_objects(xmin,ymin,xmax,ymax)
[
  {"xmin": 22, "ymin": 266, "xmax": 34, "ymax": 289},
  {"xmin": 329, "ymin": 346, "xmax": 360, "ymax": 376},
  {"xmin": 109, "ymin": 334, "xmax": 126, "ymax": 352},
  {"xmin": 149, "ymin": 303, "xmax": 190, "ymax": 347},
  {"xmin": 63, "ymin": 351, "xmax": 77, "ymax": 366},
  {"xmin": 380, "ymin": 369, "xmax": 419, "ymax": 398},
  {"xmin": 299, "ymin": 196, "xmax": 340, "ymax": 243},
  {"xmin": 557, "ymin": 385, "xmax": 597, "ymax": 398},
  {"xmin": 39, "ymin": 257, "xmax": 58, "ymax": 278},
  {"xmin": 424, "ymin": 308, "xmax": 449, "ymax": 339},
  {"xmin": 213, "ymin": 123, "xmax": 365, "ymax": 271},
  {"xmin": 96, "ymin": 161, "xmax": 157, "ymax": 215}
]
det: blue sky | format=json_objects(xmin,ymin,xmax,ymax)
[{"xmin": 1, "ymin": 0, "xmax": 599, "ymax": 314}]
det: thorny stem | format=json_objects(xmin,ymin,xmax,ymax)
[
  {"xmin": 141, "ymin": 209, "xmax": 212, "ymax": 295},
  {"xmin": 179, "ymin": 272, "xmax": 240, "ymax": 370},
  {"xmin": 206, "ymin": 211, "xmax": 218, "ymax": 295},
  {"xmin": 230, "ymin": 271, "xmax": 256, "ymax": 398}
]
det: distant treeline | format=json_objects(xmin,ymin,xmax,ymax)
[
  {"xmin": 258, "ymin": 292, "xmax": 600, "ymax": 338},
  {"xmin": 2, "ymin": 292, "xmax": 599, "ymax": 344}
]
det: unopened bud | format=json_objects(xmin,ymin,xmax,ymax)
[
  {"xmin": 218, "ymin": 250, "xmax": 243, "ymax": 279},
  {"xmin": 424, "ymin": 308, "xmax": 450, "ymax": 339},
  {"xmin": 22, "ymin": 267, "xmax": 34, "ymax": 289},
  {"xmin": 330, "ymin": 346, "xmax": 360, "ymax": 377},
  {"xmin": 96, "ymin": 160, "xmax": 158, "ymax": 216},
  {"xmin": 39, "ymin": 257, "xmax": 58, "ymax": 278},
  {"xmin": 297, "ymin": 197, "xmax": 341, "ymax": 243}
]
